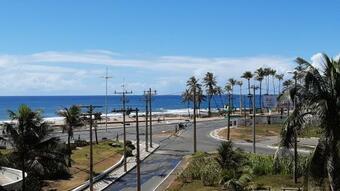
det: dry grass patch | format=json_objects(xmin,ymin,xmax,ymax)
[
  {"xmin": 218, "ymin": 124, "xmax": 282, "ymax": 142},
  {"xmin": 44, "ymin": 140, "xmax": 123, "ymax": 191}
]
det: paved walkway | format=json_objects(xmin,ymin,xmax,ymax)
[{"xmin": 82, "ymin": 142, "xmax": 159, "ymax": 191}]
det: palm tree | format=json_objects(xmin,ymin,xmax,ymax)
[
  {"xmin": 215, "ymin": 86, "xmax": 224, "ymax": 109},
  {"xmin": 196, "ymin": 87, "xmax": 206, "ymax": 115},
  {"xmin": 278, "ymin": 54, "xmax": 340, "ymax": 190},
  {"xmin": 93, "ymin": 112, "xmax": 102, "ymax": 144},
  {"xmin": 57, "ymin": 105, "xmax": 82, "ymax": 167},
  {"xmin": 181, "ymin": 89, "xmax": 192, "ymax": 117},
  {"xmin": 227, "ymin": 78, "xmax": 237, "ymax": 112},
  {"xmin": 203, "ymin": 72, "xmax": 218, "ymax": 117},
  {"xmin": 225, "ymin": 84, "xmax": 232, "ymax": 140},
  {"xmin": 255, "ymin": 68, "xmax": 265, "ymax": 111},
  {"xmin": 263, "ymin": 67, "xmax": 271, "ymax": 95},
  {"xmin": 186, "ymin": 76, "xmax": 203, "ymax": 115},
  {"xmin": 225, "ymin": 84, "xmax": 232, "ymax": 107},
  {"xmin": 2, "ymin": 105, "xmax": 67, "ymax": 190},
  {"xmin": 236, "ymin": 81, "xmax": 243, "ymax": 115},
  {"xmin": 275, "ymin": 73, "xmax": 284, "ymax": 94},
  {"xmin": 270, "ymin": 69, "xmax": 277, "ymax": 95},
  {"xmin": 241, "ymin": 71, "xmax": 253, "ymax": 113}
]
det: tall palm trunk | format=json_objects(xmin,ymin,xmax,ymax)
[
  {"xmin": 231, "ymin": 89, "xmax": 234, "ymax": 113},
  {"xmin": 208, "ymin": 95, "xmax": 212, "ymax": 117},
  {"xmin": 259, "ymin": 80, "xmax": 262, "ymax": 113},
  {"xmin": 94, "ymin": 125, "xmax": 99, "ymax": 144},
  {"xmin": 67, "ymin": 130, "xmax": 72, "ymax": 167},
  {"xmin": 239, "ymin": 87, "xmax": 242, "ymax": 116},
  {"xmin": 187, "ymin": 101, "xmax": 191, "ymax": 117},
  {"xmin": 278, "ymin": 79, "xmax": 281, "ymax": 94},
  {"xmin": 272, "ymin": 76, "xmax": 276, "ymax": 95},
  {"xmin": 266, "ymin": 76, "xmax": 270, "ymax": 95},
  {"xmin": 247, "ymin": 79, "xmax": 252, "ymax": 114}
]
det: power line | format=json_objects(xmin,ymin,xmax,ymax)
[
  {"xmin": 114, "ymin": 85, "xmax": 132, "ymax": 172},
  {"xmin": 80, "ymin": 105, "xmax": 102, "ymax": 191},
  {"xmin": 145, "ymin": 88, "xmax": 156, "ymax": 148},
  {"xmin": 112, "ymin": 107, "xmax": 141, "ymax": 191}
]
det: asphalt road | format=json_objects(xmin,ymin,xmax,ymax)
[{"xmin": 52, "ymin": 119, "xmax": 277, "ymax": 191}]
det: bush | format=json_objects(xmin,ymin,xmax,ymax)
[
  {"xmin": 125, "ymin": 147, "xmax": 133, "ymax": 157},
  {"xmin": 179, "ymin": 152, "xmax": 221, "ymax": 185},
  {"xmin": 125, "ymin": 140, "xmax": 135, "ymax": 150},
  {"xmin": 74, "ymin": 139, "xmax": 89, "ymax": 147},
  {"xmin": 200, "ymin": 159, "xmax": 221, "ymax": 186},
  {"xmin": 246, "ymin": 153, "xmax": 274, "ymax": 176}
]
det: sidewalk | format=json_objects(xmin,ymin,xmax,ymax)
[{"xmin": 74, "ymin": 141, "xmax": 159, "ymax": 191}]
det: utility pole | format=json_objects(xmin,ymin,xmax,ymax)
[
  {"xmin": 135, "ymin": 108, "xmax": 141, "ymax": 191},
  {"xmin": 101, "ymin": 67, "xmax": 112, "ymax": 132},
  {"xmin": 143, "ymin": 91, "xmax": 149, "ymax": 152},
  {"xmin": 193, "ymin": 86, "xmax": 197, "ymax": 153},
  {"xmin": 251, "ymin": 85, "xmax": 259, "ymax": 153},
  {"xmin": 145, "ymin": 88, "xmax": 156, "ymax": 148},
  {"xmin": 114, "ymin": 85, "xmax": 132, "ymax": 172},
  {"xmin": 112, "ymin": 107, "xmax": 141, "ymax": 191},
  {"xmin": 80, "ymin": 105, "xmax": 102, "ymax": 191}
]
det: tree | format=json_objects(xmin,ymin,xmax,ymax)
[
  {"xmin": 57, "ymin": 105, "xmax": 82, "ymax": 167},
  {"xmin": 203, "ymin": 72, "xmax": 218, "ymax": 117},
  {"xmin": 255, "ymin": 68, "xmax": 265, "ymax": 111},
  {"xmin": 241, "ymin": 71, "xmax": 253, "ymax": 113},
  {"xmin": 225, "ymin": 84, "xmax": 232, "ymax": 140},
  {"xmin": 2, "ymin": 105, "xmax": 67, "ymax": 190},
  {"xmin": 186, "ymin": 76, "xmax": 202, "ymax": 153},
  {"xmin": 278, "ymin": 54, "xmax": 340, "ymax": 190},
  {"xmin": 275, "ymin": 73, "xmax": 284, "ymax": 94},
  {"xmin": 270, "ymin": 69, "xmax": 277, "ymax": 95},
  {"xmin": 263, "ymin": 67, "xmax": 271, "ymax": 95},
  {"xmin": 227, "ymin": 78, "xmax": 237, "ymax": 112},
  {"xmin": 236, "ymin": 81, "xmax": 243, "ymax": 115},
  {"xmin": 181, "ymin": 89, "xmax": 192, "ymax": 117},
  {"xmin": 93, "ymin": 112, "xmax": 102, "ymax": 144}
]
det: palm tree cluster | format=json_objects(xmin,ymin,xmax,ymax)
[
  {"xmin": 1, "ymin": 105, "xmax": 69, "ymax": 190},
  {"xmin": 0, "ymin": 104, "xmax": 99, "ymax": 190},
  {"xmin": 277, "ymin": 54, "xmax": 340, "ymax": 190},
  {"xmin": 183, "ymin": 69, "xmax": 284, "ymax": 117}
]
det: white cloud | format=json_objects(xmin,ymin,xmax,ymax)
[{"xmin": 0, "ymin": 51, "xmax": 296, "ymax": 95}]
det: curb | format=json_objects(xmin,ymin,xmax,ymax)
[
  {"xmin": 152, "ymin": 160, "xmax": 182, "ymax": 191},
  {"xmin": 72, "ymin": 156, "xmax": 124, "ymax": 191},
  {"xmin": 99, "ymin": 143, "xmax": 160, "ymax": 191},
  {"xmin": 72, "ymin": 142, "xmax": 159, "ymax": 191}
]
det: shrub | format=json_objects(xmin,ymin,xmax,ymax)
[
  {"xmin": 74, "ymin": 139, "xmax": 89, "ymax": 147},
  {"xmin": 246, "ymin": 153, "xmax": 274, "ymax": 176},
  {"xmin": 216, "ymin": 142, "xmax": 245, "ymax": 170},
  {"xmin": 125, "ymin": 140, "xmax": 135, "ymax": 150},
  {"xmin": 200, "ymin": 159, "xmax": 221, "ymax": 186}
]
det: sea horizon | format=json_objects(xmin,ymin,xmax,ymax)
[{"xmin": 0, "ymin": 95, "xmax": 267, "ymax": 120}]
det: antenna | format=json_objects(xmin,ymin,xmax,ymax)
[{"xmin": 101, "ymin": 67, "xmax": 112, "ymax": 132}]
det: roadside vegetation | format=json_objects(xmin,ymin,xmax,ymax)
[
  {"xmin": 44, "ymin": 140, "xmax": 123, "ymax": 190},
  {"xmin": 168, "ymin": 142, "xmax": 310, "ymax": 191},
  {"xmin": 0, "ymin": 105, "xmax": 126, "ymax": 191}
]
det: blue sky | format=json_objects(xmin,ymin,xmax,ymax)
[{"xmin": 0, "ymin": 0, "xmax": 339, "ymax": 95}]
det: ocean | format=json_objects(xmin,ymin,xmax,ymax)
[{"xmin": 0, "ymin": 95, "xmax": 264, "ymax": 120}]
